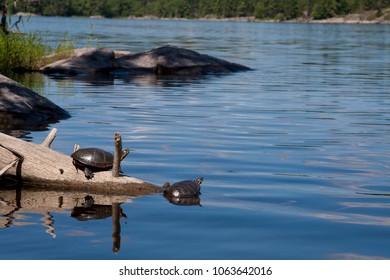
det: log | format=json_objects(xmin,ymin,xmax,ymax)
[
  {"xmin": 0, "ymin": 129, "xmax": 162, "ymax": 195},
  {"xmin": 0, "ymin": 158, "xmax": 19, "ymax": 177},
  {"xmin": 41, "ymin": 128, "xmax": 57, "ymax": 148},
  {"xmin": 112, "ymin": 132, "xmax": 122, "ymax": 178}
]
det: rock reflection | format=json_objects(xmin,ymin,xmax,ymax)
[
  {"xmin": 47, "ymin": 70, "xmax": 219, "ymax": 88},
  {"xmin": 0, "ymin": 112, "xmax": 65, "ymax": 138},
  {"xmin": 0, "ymin": 186, "xmax": 130, "ymax": 253}
]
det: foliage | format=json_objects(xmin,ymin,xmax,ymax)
[
  {"xmin": 6, "ymin": 0, "xmax": 390, "ymax": 20},
  {"xmin": 0, "ymin": 30, "xmax": 75, "ymax": 74},
  {"xmin": 0, "ymin": 32, "xmax": 45, "ymax": 74}
]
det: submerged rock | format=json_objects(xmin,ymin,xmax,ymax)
[
  {"xmin": 0, "ymin": 74, "xmax": 70, "ymax": 134},
  {"xmin": 40, "ymin": 45, "xmax": 251, "ymax": 76}
]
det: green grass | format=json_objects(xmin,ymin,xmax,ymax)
[{"xmin": 0, "ymin": 31, "xmax": 75, "ymax": 75}]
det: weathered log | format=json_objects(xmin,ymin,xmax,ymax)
[
  {"xmin": 0, "ymin": 158, "xmax": 19, "ymax": 176},
  {"xmin": 0, "ymin": 129, "xmax": 162, "ymax": 195},
  {"xmin": 41, "ymin": 127, "xmax": 57, "ymax": 148}
]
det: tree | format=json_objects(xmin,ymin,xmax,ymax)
[
  {"xmin": 1, "ymin": 0, "xmax": 7, "ymax": 34},
  {"xmin": 4, "ymin": 0, "xmax": 390, "ymax": 20},
  {"xmin": 337, "ymin": 0, "xmax": 351, "ymax": 14},
  {"xmin": 312, "ymin": 0, "xmax": 338, "ymax": 19},
  {"xmin": 255, "ymin": 0, "xmax": 277, "ymax": 19},
  {"xmin": 281, "ymin": 0, "xmax": 299, "ymax": 19}
]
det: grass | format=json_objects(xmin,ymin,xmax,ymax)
[{"xmin": 0, "ymin": 30, "xmax": 75, "ymax": 75}]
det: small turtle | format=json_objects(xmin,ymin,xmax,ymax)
[
  {"xmin": 71, "ymin": 147, "xmax": 129, "ymax": 179},
  {"xmin": 162, "ymin": 177, "xmax": 203, "ymax": 198}
]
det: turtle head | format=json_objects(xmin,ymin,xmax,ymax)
[
  {"xmin": 196, "ymin": 177, "xmax": 203, "ymax": 185},
  {"xmin": 162, "ymin": 182, "xmax": 170, "ymax": 190}
]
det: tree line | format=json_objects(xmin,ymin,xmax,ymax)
[{"xmin": 7, "ymin": 0, "xmax": 390, "ymax": 20}]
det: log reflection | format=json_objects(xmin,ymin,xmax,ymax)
[{"xmin": 0, "ymin": 186, "xmax": 129, "ymax": 253}]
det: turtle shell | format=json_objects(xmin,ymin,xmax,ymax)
[
  {"xmin": 71, "ymin": 148, "xmax": 114, "ymax": 170},
  {"xmin": 163, "ymin": 177, "xmax": 203, "ymax": 198}
]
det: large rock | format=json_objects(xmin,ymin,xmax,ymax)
[
  {"xmin": 115, "ymin": 45, "xmax": 251, "ymax": 75},
  {"xmin": 0, "ymin": 74, "xmax": 70, "ymax": 134},
  {"xmin": 40, "ymin": 48, "xmax": 117, "ymax": 75},
  {"xmin": 40, "ymin": 45, "xmax": 251, "ymax": 76}
]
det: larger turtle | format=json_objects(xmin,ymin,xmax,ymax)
[
  {"xmin": 162, "ymin": 177, "xmax": 203, "ymax": 198},
  {"xmin": 71, "ymin": 147, "xmax": 129, "ymax": 179}
]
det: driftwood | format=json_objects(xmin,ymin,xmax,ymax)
[{"xmin": 0, "ymin": 129, "xmax": 162, "ymax": 195}]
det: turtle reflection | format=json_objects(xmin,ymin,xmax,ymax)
[
  {"xmin": 71, "ymin": 195, "xmax": 127, "ymax": 221},
  {"xmin": 164, "ymin": 195, "xmax": 202, "ymax": 206},
  {"xmin": 71, "ymin": 195, "xmax": 126, "ymax": 253}
]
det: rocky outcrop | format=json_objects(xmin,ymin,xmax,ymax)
[
  {"xmin": 40, "ymin": 48, "xmax": 117, "ymax": 75},
  {"xmin": 40, "ymin": 45, "xmax": 251, "ymax": 76},
  {"xmin": 0, "ymin": 74, "xmax": 70, "ymax": 134},
  {"xmin": 116, "ymin": 45, "xmax": 252, "ymax": 75}
]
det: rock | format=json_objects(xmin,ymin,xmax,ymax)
[
  {"xmin": 40, "ymin": 45, "xmax": 251, "ymax": 76},
  {"xmin": 0, "ymin": 74, "xmax": 70, "ymax": 134},
  {"xmin": 116, "ymin": 45, "xmax": 252, "ymax": 75},
  {"xmin": 41, "ymin": 48, "xmax": 117, "ymax": 75}
]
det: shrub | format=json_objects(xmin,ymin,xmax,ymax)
[{"xmin": 0, "ymin": 31, "xmax": 75, "ymax": 74}]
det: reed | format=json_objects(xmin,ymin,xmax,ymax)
[{"xmin": 0, "ymin": 31, "xmax": 75, "ymax": 74}]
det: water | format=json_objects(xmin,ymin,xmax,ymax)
[{"xmin": 1, "ymin": 17, "xmax": 390, "ymax": 260}]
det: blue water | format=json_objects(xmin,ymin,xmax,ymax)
[{"xmin": 1, "ymin": 17, "xmax": 390, "ymax": 259}]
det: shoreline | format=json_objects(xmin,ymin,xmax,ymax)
[{"xmin": 15, "ymin": 9, "xmax": 390, "ymax": 25}]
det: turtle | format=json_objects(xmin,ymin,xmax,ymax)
[
  {"xmin": 162, "ymin": 177, "xmax": 203, "ymax": 198},
  {"xmin": 71, "ymin": 147, "xmax": 129, "ymax": 179}
]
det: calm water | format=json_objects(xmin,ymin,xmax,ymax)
[{"xmin": 1, "ymin": 17, "xmax": 390, "ymax": 260}]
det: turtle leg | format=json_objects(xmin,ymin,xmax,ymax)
[
  {"xmin": 83, "ymin": 167, "xmax": 94, "ymax": 180},
  {"xmin": 72, "ymin": 160, "xmax": 79, "ymax": 173}
]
